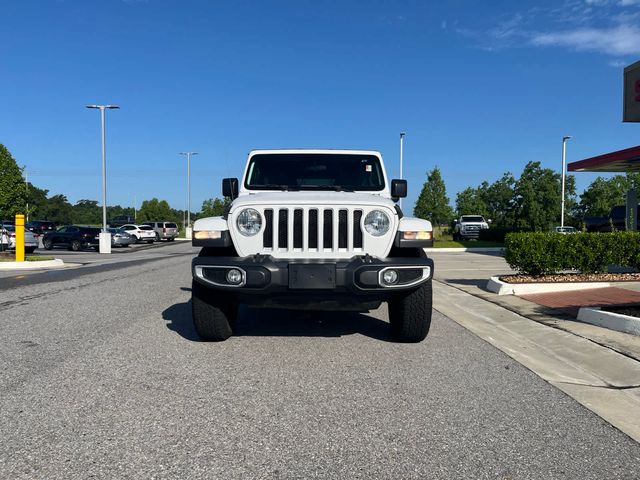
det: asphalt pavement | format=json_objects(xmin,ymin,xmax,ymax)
[{"xmin": 1, "ymin": 242, "xmax": 639, "ymax": 479}]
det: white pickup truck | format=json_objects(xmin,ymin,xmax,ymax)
[
  {"xmin": 453, "ymin": 215, "xmax": 489, "ymax": 240},
  {"xmin": 191, "ymin": 149, "xmax": 435, "ymax": 342}
]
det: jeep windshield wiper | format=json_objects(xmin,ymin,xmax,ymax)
[
  {"xmin": 298, "ymin": 185, "xmax": 354, "ymax": 192},
  {"xmin": 257, "ymin": 184, "xmax": 294, "ymax": 191}
]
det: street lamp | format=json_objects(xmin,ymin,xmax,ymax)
[
  {"xmin": 179, "ymin": 151, "xmax": 198, "ymax": 239},
  {"xmin": 86, "ymin": 104, "xmax": 120, "ymax": 253},
  {"xmin": 561, "ymin": 135, "xmax": 572, "ymax": 228},
  {"xmin": 399, "ymin": 132, "xmax": 405, "ymax": 209}
]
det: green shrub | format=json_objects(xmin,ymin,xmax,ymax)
[{"xmin": 504, "ymin": 232, "xmax": 640, "ymax": 275}]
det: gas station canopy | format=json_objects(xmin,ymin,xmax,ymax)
[{"xmin": 568, "ymin": 145, "xmax": 640, "ymax": 173}]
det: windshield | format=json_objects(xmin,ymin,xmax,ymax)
[
  {"xmin": 245, "ymin": 153, "xmax": 385, "ymax": 191},
  {"xmin": 461, "ymin": 216, "xmax": 485, "ymax": 222}
]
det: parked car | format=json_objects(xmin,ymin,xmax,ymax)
[
  {"xmin": 107, "ymin": 227, "xmax": 135, "ymax": 247},
  {"xmin": 142, "ymin": 221, "xmax": 179, "ymax": 241},
  {"xmin": 552, "ymin": 226, "xmax": 578, "ymax": 234},
  {"xmin": 120, "ymin": 224, "xmax": 156, "ymax": 243},
  {"xmin": 109, "ymin": 215, "xmax": 135, "ymax": 228},
  {"xmin": 453, "ymin": 215, "xmax": 490, "ymax": 240},
  {"xmin": 3, "ymin": 225, "xmax": 39, "ymax": 253},
  {"xmin": 0, "ymin": 228, "xmax": 7, "ymax": 251},
  {"xmin": 43, "ymin": 226, "xmax": 101, "ymax": 251},
  {"xmin": 26, "ymin": 220, "xmax": 56, "ymax": 236}
]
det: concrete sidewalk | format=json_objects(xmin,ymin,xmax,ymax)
[
  {"xmin": 429, "ymin": 251, "xmax": 640, "ymax": 362},
  {"xmin": 429, "ymin": 250, "xmax": 640, "ymax": 442}
]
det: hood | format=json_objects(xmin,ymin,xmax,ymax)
[{"xmin": 230, "ymin": 191, "xmax": 397, "ymax": 211}]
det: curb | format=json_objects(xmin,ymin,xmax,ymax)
[
  {"xmin": 0, "ymin": 259, "xmax": 65, "ymax": 270},
  {"xmin": 486, "ymin": 276, "xmax": 610, "ymax": 295},
  {"xmin": 425, "ymin": 247, "xmax": 504, "ymax": 253},
  {"xmin": 577, "ymin": 307, "xmax": 640, "ymax": 336}
]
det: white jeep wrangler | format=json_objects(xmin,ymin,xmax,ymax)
[{"xmin": 191, "ymin": 149, "xmax": 434, "ymax": 342}]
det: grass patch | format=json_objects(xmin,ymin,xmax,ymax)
[
  {"xmin": 434, "ymin": 240, "xmax": 503, "ymax": 248},
  {"xmin": 27, "ymin": 256, "xmax": 55, "ymax": 261}
]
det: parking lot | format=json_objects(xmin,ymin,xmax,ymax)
[{"xmin": 1, "ymin": 243, "xmax": 639, "ymax": 479}]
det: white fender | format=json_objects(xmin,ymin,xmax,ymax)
[
  {"xmin": 193, "ymin": 216, "xmax": 229, "ymax": 231},
  {"xmin": 398, "ymin": 216, "xmax": 432, "ymax": 232}
]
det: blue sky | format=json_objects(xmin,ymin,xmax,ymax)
[{"xmin": 2, "ymin": 0, "xmax": 640, "ymax": 216}]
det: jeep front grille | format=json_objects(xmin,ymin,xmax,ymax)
[{"xmin": 262, "ymin": 207, "xmax": 364, "ymax": 253}]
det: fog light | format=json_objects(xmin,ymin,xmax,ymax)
[
  {"xmin": 382, "ymin": 269, "xmax": 398, "ymax": 285},
  {"xmin": 226, "ymin": 268, "xmax": 243, "ymax": 285}
]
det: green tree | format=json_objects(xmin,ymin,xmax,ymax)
[
  {"xmin": 41, "ymin": 194, "xmax": 74, "ymax": 224},
  {"xmin": 137, "ymin": 198, "xmax": 175, "ymax": 222},
  {"xmin": 485, "ymin": 172, "xmax": 516, "ymax": 227},
  {"xmin": 456, "ymin": 183, "xmax": 490, "ymax": 218},
  {"xmin": 72, "ymin": 199, "xmax": 101, "ymax": 225},
  {"xmin": 575, "ymin": 173, "xmax": 640, "ymax": 219},
  {"xmin": 513, "ymin": 161, "xmax": 575, "ymax": 231},
  {"xmin": 0, "ymin": 144, "xmax": 28, "ymax": 221},
  {"xmin": 26, "ymin": 183, "xmax": 50, "ymax": 221},
  {"xmin": 200, "ymin": 197, "xmax": 231, "ymax": 217},
  {"xmin": 414, "ymin": 167, "xmax": 454, "ymax": 226}
]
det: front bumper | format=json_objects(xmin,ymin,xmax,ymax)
[{"xmin": 192, "ymin": 255, "xmax": 433, "ymax": 297}]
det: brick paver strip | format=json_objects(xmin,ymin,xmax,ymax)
[{"xmin": 520, "ymin": 287, "xmax": 640, "ymax": 317}]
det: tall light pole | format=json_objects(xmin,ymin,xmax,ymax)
[
  {"xmin": 179, "ymin": 152, "xmax": 198, "ymax": 238},
  {"xmin": 561, "ymin": 135, "xmax": 572, "ymax": 228},
  {"xmin": 86, "ymin": 104, "xmax": 119, "ymax": 253},
  {"xmin": 399, "ymin": 132, "xmax": 405, "ymax": 209}
]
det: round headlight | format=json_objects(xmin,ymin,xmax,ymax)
[
  {"xmin": 236, "ymin": 208, "xmax": 262, "ymax": 236},
  {"xmin": 364, "ymin": 210, "xmax": 390, "ymax": 237}
]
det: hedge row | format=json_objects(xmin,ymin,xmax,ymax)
[{"xmin": 504, "ymin": 232, "xmax": 640, "ymax": 275}]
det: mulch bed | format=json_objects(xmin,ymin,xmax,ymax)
[{"xmin": 499, "ymin": 273, "xmax": 640, "ymax": 284}]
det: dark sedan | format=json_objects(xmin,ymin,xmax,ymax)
[
  {"xmin": 26, "ymin": 220, "xmax": 56, "ymax": 236},
  {"xmin": 43, "ymin": 226, "xmax": 101, "ymax": 251}
]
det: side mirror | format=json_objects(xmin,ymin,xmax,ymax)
[
  {"xmin": 222, "ymin": 178, "xmax": 239, "ymax": 199},
  {"xmin": 391, "ymin": 179, "xmax": 407, "ymax": 199}
]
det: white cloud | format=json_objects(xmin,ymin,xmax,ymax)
[
  {"xmin": 531, "ymin": 24, "xmax": 640, "ymax": 55},
  {"xmin": 619, "ymin": 0, "xmax": 640, "ymax": 5},
  {"xmin": 609, "ymin": 59, "xmax": 628, "ymax": 67}
]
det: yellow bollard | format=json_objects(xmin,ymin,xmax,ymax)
[{"xmin": 15, "ymin": 214, "xmax": 25, "ymax": 262}]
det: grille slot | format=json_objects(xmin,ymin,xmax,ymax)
[
  {"xmin": 353, "ymin": 210, "xmax": 363, "ymax": 248},
  {"xmin": 323, "ymin": 210, "xmax": 333, "ymax": 249},
  {"xmin": 338, "ymin": 209, "xmax": 348, "ymax": 249},
  {"xmin": 263, "ymin": 209, "xmax": 273, "ymax": 248},
  {"xmin": 278, "ymin": 210, "xmax": 288, "ymax": 248},
  {"xmin": 293, "ymin": 209, "xmax": 303, "ymax": 248},
  {"xmin": 308, "ymin": 209, "xmax": 318, "ymax": 249}
]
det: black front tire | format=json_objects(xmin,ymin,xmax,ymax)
[
  {"xmin": 192, "ymin": 280, "xmax": 238, "ymax": 341},
  {"xmin": 43, "ymin": 239, "xmax": 53, "ymax": 250},
  {"xmin": 70, "ymin": 240, "xmax": 81, "ymax": 252},
  {"xmin": 388, "ymin": 281, "xmax": 433, "ymax": 343}
]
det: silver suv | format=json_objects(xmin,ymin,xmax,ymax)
[{"xmin": 142, "ymin": 221, "xmax": 179, "ymax": 241}]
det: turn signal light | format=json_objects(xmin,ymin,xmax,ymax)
[
  {"xmin": 401, "ymin": 231, "xmax": 432, "ymax": 240},
  {"xmin": 194, "ymin": 230, "xmax": 222, "ymax": 240}
]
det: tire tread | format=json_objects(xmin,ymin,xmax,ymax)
[{"xmin": 388, "ymin": 281, "xmax": 433, "ymax": 343}]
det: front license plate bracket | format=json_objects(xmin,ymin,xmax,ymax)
[{"xmin": 288, "ymin": 264, "xmax": 336, "ymax": 289}]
